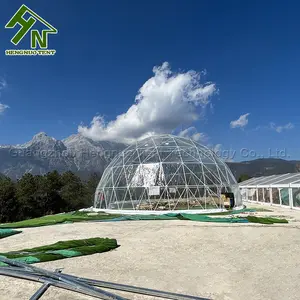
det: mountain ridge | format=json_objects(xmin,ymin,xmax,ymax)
[
  {"xmin": 1, "ymin": 132, "xmax": 299, "ymax": 180},
  {"xmin": 0, "ymin": 132, "xmax": 126, "ymax": 180}
]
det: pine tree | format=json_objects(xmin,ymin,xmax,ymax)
[
  {"xmin": 43, "ymin": 171, "xmax": 63, "ymax": 214},
  {"xmin": 0, "ymin": 176, "xmax": 17, "ymax": 222},
  {"xmin": 238, "ymin": 174, "xmax": 251, "ymax": 183},
  {"xmin": 61, "ymin": 171, "xmax": 87, "ymax": 211},
  {"xmin": 85, "ymin": 172, "xmax": 101, "ymax": 207},
  {"xmin": 16, "ymin": 173, "xmax": 41, "ymax": 219}
]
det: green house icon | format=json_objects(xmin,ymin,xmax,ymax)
[{"xmin": 5, "ymin": 4, "xmax": 58, "ymax": 49}]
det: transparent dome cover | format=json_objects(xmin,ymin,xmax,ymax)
[{"xmin": 94, "ymin": 134, "xmax": 242, "ymax": 212}]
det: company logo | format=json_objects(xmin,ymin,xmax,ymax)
[{"xmin": 5, "ymin": 4, "xmax": 58, "ymax": 56}]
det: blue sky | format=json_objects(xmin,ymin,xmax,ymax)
[{"xmin": 0, "ymin": 0, "xmax": 299, "ymax": 161}]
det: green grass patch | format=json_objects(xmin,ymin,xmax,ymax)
[
  {"xmin": 0, "ymin": 237, "xmax": 119, "ymax": 266},
  {"xmin": 0, "ymin": 212, "xmax": 122, "ymax": 229},
  {"xmin": 245, "ymin": 216, "xmax": 288, "ymax": 224}
]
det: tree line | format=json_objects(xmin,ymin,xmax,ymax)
[
  {"xmin": 0, "ymin": 171, "xmax": 101, "ymax": 223},
  {"xmin": 238, "ymin": 174, "xmax": 251, "ymax": 183}
]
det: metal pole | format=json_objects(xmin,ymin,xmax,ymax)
[
  {"xmin": 30, "ymin": 268, "xmax": 62, "ymax": 300},
  {"xmin": 0, "ymin": 257, "xmax": 127, "ymax": 300},
  {"xmin": 30, "ymin": 282, "xmax": 51, "ymax": 300},
  {"xmin": 0, "ymin": 266, "xmax": 211, "ymax": 300}
]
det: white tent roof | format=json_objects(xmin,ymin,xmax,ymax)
[{"xmin": 239, "ymin": 173, "xmax": 300, "ymax": 187}]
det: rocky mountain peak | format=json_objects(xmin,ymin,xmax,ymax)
[
  {"xmin": 63, "ymin": 133, "xmax": 89, "ymax": 147},
  {"xmin": 21, "ymin": 132, "xmax": 66, "ymax": 151},
  {"xmin": 33, "ymin": 131, "xmax": 50, "ymax": 139},
  {"xmin": 0, "ymin": 132, "xmax": 127, "ymax": 179}
]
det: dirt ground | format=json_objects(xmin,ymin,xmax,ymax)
[{"xmin": 1, "ymin": 203, "xmax": 300, "ymax": 300}]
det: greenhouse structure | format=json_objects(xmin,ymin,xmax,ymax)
[
  {"xmin": 94, "ymin": 134, "xmax": 242, "ymax": 214},
  {"xmin": 239, "ymin": 173, "xmax": 300, "ymax": 210}
]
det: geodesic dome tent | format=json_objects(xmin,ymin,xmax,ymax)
[{"xmin": 94, "ymin": 134, "xmax": 242, "ymax": 213}]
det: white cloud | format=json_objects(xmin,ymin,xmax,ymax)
[
  {"xmin": 207, "ymin": 143, "xmax": 235, "ymax": 162},
  {"xmin": 178, "ymin": 127, "xmax": 208, "ymax": 142},
  {"xmin": 0, "ymin": 103, "xmax": 9, "ymax": 114},
  {"xmin": 0, "ymin": 79, "xmax": 9, "ymax": 114},
  {"xmin": 212, "ymin": 143, "xmax": 222, "ymax": 153},
  {"xmin": 79, "ymin": 62, "xmax": 216, "ymax": 143},
  {"xmin": 230, "ymin": 113, "xmax": 250, "ymax": 129},
  {"xmin": 0, "ymin": 78, "xmax": 7, "ymax": 91},
  {"xmin": 270, "ymin": 122, "xmax": 294, "ymax": 133}
]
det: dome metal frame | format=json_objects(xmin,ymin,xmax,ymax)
[{"xmin": 94, "ymin": 134, "xmax": 242, "ymax": 214}]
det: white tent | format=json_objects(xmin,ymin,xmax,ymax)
[{"xmin": 239, "ymin": 173, "xmax": 300, "ymax": 210}]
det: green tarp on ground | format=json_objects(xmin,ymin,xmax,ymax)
[
  {"xmin": 0, "ymin": 229, "xmax": 22, "ymax": 239},
  {"xmin": 100, "ymin": 214, "xmax": 178, "ymax": 222},
  {"xmin": 0, "ymin": 237, "xmax": 119, "ymax": 266},
  {"xmin": 175, "ymin": 214, "xmax": 249, "ymax": 223},
  {"xmin": 0, "ymin": 208, "xmax": 286, "ymax": 228},
  {"xmin": 102, "ymin": 211, "xmax": 287, "ymax": 224},
  {"xmin": 101, "ymin": 213, "xmax": 249, "ymax": 223}
]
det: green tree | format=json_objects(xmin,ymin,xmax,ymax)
[
  {"xmin": 1, "ymin": 171, "xmax": 100, "ymax": 223},
  {"xmin": 42, "ymin": 171, "xmax": 63, "ymax": 214},
  {"xmin": 16, "ymin": 173, "xmax": 41, "ymax": 219},
  {"xmin": 33, "ymin": 175, "xmax": 47, "ymax": 214},
  {"xmin": 61, "ymin": 171, "xmax": 87, "ymax": 211},
  {"xmin": 238, "ymin": 174, "xmax": 251, "ymax": 183},
  {"xmin": 0, "ymin": 176, "xmax": 18, "ymax": 222}
]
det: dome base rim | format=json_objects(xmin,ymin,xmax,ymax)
[{"xmin": 86, "ymin": 205, "xmax": 244, "ymax": 215}]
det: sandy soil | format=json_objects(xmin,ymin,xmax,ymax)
[{"xmin": 1, "ymin": 204, "xmax": 300, "ymax": 300}]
